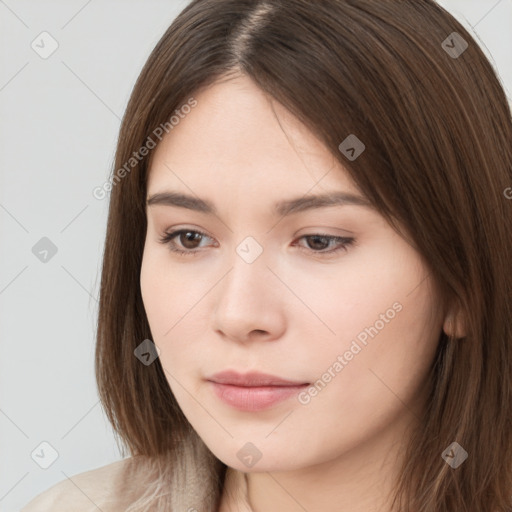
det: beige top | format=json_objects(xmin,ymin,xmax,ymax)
[{"xmin": 21, "ymin": 458, "xmax": 252, "ymax": 512}]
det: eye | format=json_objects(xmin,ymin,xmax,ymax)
[
  {"xmin": 293, "ymin": 233, "xmax": 355, "ymax": 256},
  {"xmin": 158, "ymin": 229, "xmax": 356, "ymax": 257},
  {"xmin": 158, "ymin": 229, "xmax": 214, "ymax": 256}
]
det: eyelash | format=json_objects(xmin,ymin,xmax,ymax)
[{"xmin": 158, "ymin": 229, "xmax": 356, "ymax": 258}]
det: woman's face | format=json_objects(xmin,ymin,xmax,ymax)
[{"xmin": 140, "ymin": 74, "xmax": 445, "ymax": 474}]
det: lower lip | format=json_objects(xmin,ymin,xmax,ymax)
[{"xmin": 208, "ymin": 381, "xmax": 309, "ymax": 411}]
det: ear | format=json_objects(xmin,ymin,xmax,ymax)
[{"xmin": 442, "ymin": 302, "xmax": 466, "ymax": 339}]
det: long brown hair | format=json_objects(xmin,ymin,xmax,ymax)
[{"xmin": 95, "ymin": 1, "xmax": 512, "ymax": 510}]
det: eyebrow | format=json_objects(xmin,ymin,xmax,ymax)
[{"xmin": 146, "ymin": 190, "xmax": 374, "ymax": 217}]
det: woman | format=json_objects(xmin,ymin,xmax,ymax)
[{"xmin": 22, "ymin": 0, "xmax": 512, "ymax": 510}]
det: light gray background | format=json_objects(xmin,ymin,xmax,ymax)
[{"xmin": 0, "ymin": 1, "xmax": 510, "ymax": 510}]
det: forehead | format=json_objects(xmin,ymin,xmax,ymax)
[{"xmin": 147, "ymin": 75, "xmax": 361, "ymax": 199}]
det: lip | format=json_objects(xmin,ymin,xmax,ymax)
[
  {"xmin": 206, "ymin": 370, "xmax": 310, "ymax": 411},
  {"xmin": 206, "ymin": 370, "xmax": 309, "ymax": 387}
]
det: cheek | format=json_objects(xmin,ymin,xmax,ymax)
[
  {"xmin": 140, "ymin": 241, "xmax": 190, "ymax": 324},
  {"xmin": 295, "ymin": 241, "xmax": 440, "ymax": 403},
  {"xmin": 285, "ymin": 239, "xmax": 421, "ymax": 344},
  {"xmin": 289, "ymin": 281, "xmax": 440, "ymax": 461},
  {"xmin": 140, "ymin": 248, "xmax": 180, "ymax": 343},
  {"xmin": 140, "ymin": 249, "xmax": 210, "ymax": 372}
]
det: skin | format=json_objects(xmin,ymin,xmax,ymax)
[{"xmin": 140, "ymin": 73, "xmax": 463, "ymax": 512}]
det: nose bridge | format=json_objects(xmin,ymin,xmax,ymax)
[
  {"xmin": 212, "ymin": 237, "xmax": 285, "ymax": 340},
  {"xmin": 220, "ymin": 237, "xmax": 269, "ymax": 308}
]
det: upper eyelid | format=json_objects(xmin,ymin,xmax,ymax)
[{"xmin": 161, "ymin": 222, "xmax": 355, "ymax": 237}]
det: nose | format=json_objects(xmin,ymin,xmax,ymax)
[{"xmin": 212, "ymin": 248, "xmax": 287, "ymax": 344}]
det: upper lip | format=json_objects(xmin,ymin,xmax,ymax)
[{"xmin": 206, "ymin": 370, "xmax": 309, "ymax": 387}]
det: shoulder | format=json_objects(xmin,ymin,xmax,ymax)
[{"xmin": 21, "ymin": 457, "xmax": 144, "ymax": 512}]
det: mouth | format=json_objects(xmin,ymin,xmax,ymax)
[
  {"xmin": 206, "ymin": 370, "xmax": 310, "ymax": 387},
  {"xmin": 206, "ymin": 370, "xmax": 310, "ymax": 411}
]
